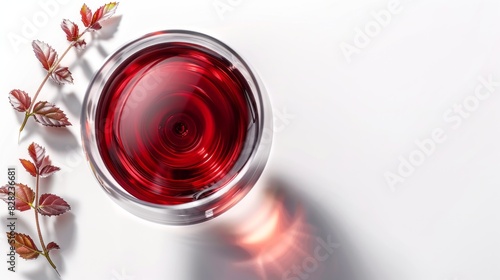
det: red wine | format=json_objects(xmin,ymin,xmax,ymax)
[{"xmin": 95, "ymin": 42, "xmax": 253, "ymax": 205}]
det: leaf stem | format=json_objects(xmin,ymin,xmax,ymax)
[
  {"xmin": 27, "ymin": 73, "xmax": 51, "ymax": 114},
  {"xmin": 34, "ymin": 174, "xmax": 60, "ymax": 277},
  {"xmin": 18, "ymin": 113, "xmax": 30, "ymax": 143}
]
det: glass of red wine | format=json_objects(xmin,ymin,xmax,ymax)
[{"xmin": 82, "ymin": 30, "xmax": 272, "ymax": 225}]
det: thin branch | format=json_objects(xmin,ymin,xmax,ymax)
[
  {"xmin": 20, "ymin": 27, "xmax": 90, "ymax": 136},
  {"xmin": 34, "ymin": 174, "xmax": 60, "ymax": 277},
  {"xmin": 27, "ymin": 71, "xmax": 51, "ymax": 114}
]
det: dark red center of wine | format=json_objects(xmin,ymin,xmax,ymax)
[
  {"xmin": 95, "ymin": 42, "xmax": 253, "ymax": 205},
  {"xmin": 173, "ymin": 122, "xmax": 188, "ymax": 137}
]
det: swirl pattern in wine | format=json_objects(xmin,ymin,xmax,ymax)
[{"xmin": 96, "ymin": 42, "xmax": 253, "ymax": 205}]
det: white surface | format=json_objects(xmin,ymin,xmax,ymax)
[{"xmin": 0, "ymin": 0, "xmax": 500, "ymax": 279}]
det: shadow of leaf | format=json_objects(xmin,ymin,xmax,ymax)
[
  {"xmin": 95, "ymin": 15, "xmax": 123, "ymax": 41},
  {"xmin": 61, "ymin": 92, "xmax": 83, "ymax": 117}
]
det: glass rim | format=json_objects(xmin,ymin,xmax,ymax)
[{"xmin": 81, "ymin": 30, "xmax": 272, "ymax": 225}]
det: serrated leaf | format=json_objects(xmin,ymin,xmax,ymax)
[
  {"xmin": 0, "ymin": 184, "xmax": 35, "ymax": 211},
  {"xmin": 39, "ymin": 165, "xmax": 60, "ymax": 178},
  {"xmin": 90, "ymin": 2, "xmax": 119, "ymax": 30},
  {"xmin": 74, "ymin": 40, "xmax": 86, "ymax": 50},
  {"xmin": 0, "ymin": 186, "xmax": 12, "ymax": 204},
  {"xmin": 33, "ymin": 101, "xmax": 71, "ymax": 127},
  {"xmin": 0, "ymin": 186, "xmax": 8, "ymax": 201},
  {"xmin": 47, "ymin": 242, "xmax": 60, "ymax": 252},
  {"xmin": 8, "ymin": 90, "xmax": 31, "ymax": 112},
  {"xmin": 50, "ymin": 66, "xmax": 73, "ymax": 85},
  {"xmin": 89, "ymin": 22, "xmax": 102, "ymax": 31},
  {"xmin": 41, "ymin": 155, "xmax": 52, "ymax": 169},
  {"xmin": 80, "ymin": 4, "xmax": 92, "ymax": 27},
  {"xmin": 7, "ymin": 232, "xmax": 40, "ymax": 260},
  {"xmin": 37, "ymin": 194, "xmax": 70, "ymax": 216},
  {"xmin": 61, "ymin": 19, "xmax": 79, "ymax": 41},
  {"xmin": 28, "ymin": 142, "xmax": 45, "ymax": 169},
  {"xmin": 32, "ymin": 40, "xmax": 58, "ymax": 71},
  {"xmin": 20, "ymin": 159, "xmax": 37, "ymax": 177}
]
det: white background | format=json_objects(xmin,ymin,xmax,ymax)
[{"xmin": 1, "ymin": 0, "xmax": 500, "ymax": 279}]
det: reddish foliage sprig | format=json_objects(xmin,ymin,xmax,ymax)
[
  {"xmin": 0, "ymin": 143, "xmax": 70, "ymax": 276},
  {"xmin": 8, "ymin": 3, "xmax": 119, "ymax": 141}
]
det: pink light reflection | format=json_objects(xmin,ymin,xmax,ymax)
[{"xmin": 228, "ymin": 190, "xmax": 316, "ymax": 279}]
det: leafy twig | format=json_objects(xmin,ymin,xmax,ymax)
[
  {"xmin": 8, "ymin": 3, "xmax": 119, "ymax": 142},
  {"xmin": 0, "ymin": 143, "xmax": 70, "ymax": 276}
]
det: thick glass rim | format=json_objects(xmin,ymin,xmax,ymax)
[{"xmin": 81, "ymin": 30, "xmax": 272, "ymax": 225}]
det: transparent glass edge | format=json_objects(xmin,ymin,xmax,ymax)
[{"xmin": 81, "ymin": 30, "xmax": 273, "ymax": 225}]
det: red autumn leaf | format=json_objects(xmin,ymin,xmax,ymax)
[
  {"xmin": 32, "ymin": 40, "xmax": 58, "ymax": 71},
  {"xmin": 61, "ymin": 19, "xmax": 79, "ymax": 41},
  {"xmin": 0, "ymin": 186, "xmax": 9, "ymax": 201},
  {"xmin": 37, "ymin": 194, "xmax": 70, "ymax": 216},
  {"xmin": 80, "ymin": 3, "xmax": 92, "ymax": 27},
  {"xmin": 8, "ymin": 90, "xmax": 31, "ymax": 112},
  {"xmin": 20, "ymin": 159, "xmax": 37, "ymax": 177},
  {"xmin": 41, "ymin": 155, "xmax": 52, "ymax": 169},
  {"xmin": 90, "ymin": 22, "xmax": 102, "ymax": 31},
  {"xmin": 47, "ymin": 242, "xmax": 60, "ymax": 252},
  {"xmin": 28, "ymin": 142, "xmax": 46, "ymax": 169},
  {"xmin": 0, "ymin": 184, "xmax": 35, "ymax": 211},
  {"xmin": 7, "ymin": 232, "xmax": 40, "ymax": 260},
  {"xmin": 33, "ymin": 101, "xmax": 72, "ymax": 127},
  {"xmin": 90, "ymin": 2, "xmax": 119, "ymax": 30},
  {"xmin": 74, "ymin": 40, "xmax": 87, "ymax": 50},
  {"xmin": 39, "ymin": 165, "xmax": 60, "ymax": 178},
  {"xmin": 50, "ymin": 66, "xmax": 74, "ymax": 84}
]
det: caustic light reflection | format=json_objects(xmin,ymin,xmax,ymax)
[{"xmin": 226, "ymin": 191, "xmax": 336, "ymax": 280}]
